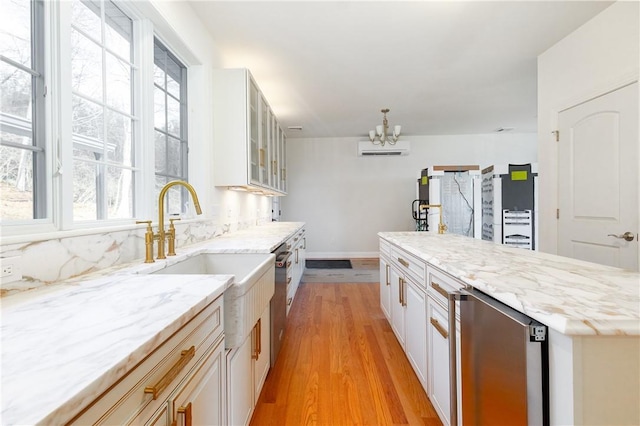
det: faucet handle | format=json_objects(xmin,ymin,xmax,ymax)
[
  {"xmin": 167, "ymin": 217, "xmax": 181, "ymax": 256},
  {"xmin": 135, "ymin": 220, "xmax": 155, "ymax": 263}
]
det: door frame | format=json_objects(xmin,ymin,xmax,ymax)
[{"xmin": 548, "ymin": 71, "xmax": 640, "ymax": 266}]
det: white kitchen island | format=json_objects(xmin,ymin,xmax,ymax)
[{"xmin": 379, "ymin": 231, "xmax": 640, "ymax": 426}]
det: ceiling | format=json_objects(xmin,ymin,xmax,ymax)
[{"xmin": 188, "ymin": 1, "xmax": 613, "ymax": 139}]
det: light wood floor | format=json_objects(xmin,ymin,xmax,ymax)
[{"xmin": 250, "ymin": 282, "xmax": 442, "ymax": 426}]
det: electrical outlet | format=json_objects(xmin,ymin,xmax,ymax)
[{"xmin": 1, "ymin": 256, "xmax": 23, "ymax": 285}]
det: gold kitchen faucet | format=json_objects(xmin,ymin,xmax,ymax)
[{"xmin": 136, "ymin": 180, "xmax": 203, "ymax": 263}]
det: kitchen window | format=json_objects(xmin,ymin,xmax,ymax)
[
  {"xmin": 0, "ymin": 0, "xmax": 46, "ymax": 222},
  {"xmin": 153, "ymin": 38, "xmax": 188, "ymax": 216},
  {"xmin": 0, "ymin": 0, "xmax": 197, "ymax": 239},
  {"xmin": 71, "ymin": 0, "xmax": 138, "ymax": 221}
]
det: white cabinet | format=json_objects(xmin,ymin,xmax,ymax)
[
  {"xmin": 212, "ymin": 68, "xmax": 287, "ymax": 195},
  {"xmin": 226, "ymin": 305, "xmax": 271, "ymax": 426},
  {"xmin": 427, "ymin": 298, "xmax": 453, "ymax": 426},
  {"xmin": 389, "ymin": 266, "xmax": 405, "ymax": 347},
  {"xmin": 386, "ymin": 245, "xmax": 428, "ymax": 391},
  {"xmin": 254, "ymin": 306, "xmax": 271, "ymax": 403},
  {"xmin": 169, "ymin": 336, "xmax": 226, "ymax": 426},
  {"xmin": 426, "ymin": 266, "xmax": 463, "ymax": 426},
  {"xmin": 405, "ymin": 279, "xmax": 427, "ymax": 387},
  {"xmin": 227, "ymin": 331, "xmax": 253, "ymax": 426},
  {"xmin": 286, "ymin": 227, "xmax": 306, "ymax": 316},
  {"xmin": 379, "ymin": 258, "xmax": 391, "ymax": 321},
  {"xmin": 69, "ymin": 297, "xmax": 224, "ymax": 426}
]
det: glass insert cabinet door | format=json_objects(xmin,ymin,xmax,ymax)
[{"xmin": 249, "ymin": 80, "xmax": 259, "ymax": 185}]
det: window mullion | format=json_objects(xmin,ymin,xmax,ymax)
[
  {"xmin": 32, "ymin": 0, "xmax": 47, "ymax": 219},
  {"xmin": 99, "ymin": 0, "xmax": 108, "ymax": 220},
  {"xmin": 136, "ymin": 18, "xmax": 156, "ymax": 220},
  {"xmin": 57, "ymin": 0, "xmax": 75, "ymax": 230}
]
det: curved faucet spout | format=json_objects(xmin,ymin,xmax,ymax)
[{"xmin": 157, "ymin": 180, "xmax": 202, "ymax": 259}]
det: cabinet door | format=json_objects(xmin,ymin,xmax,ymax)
[
  {"xmin": 249, "ymin": 80, "xmax": 260, "ymax": 185},
  {"xmin": 254, "ymin": 306, "xmax": 271, "ymax": 403},
  {"xmin": 280, "ymin": 130, "xmax": 287, "ymax": 193},
  {"xmin": 428, "ymin": 298, "xmax": 451, "ymax": 426},
  {"xmin": 405, "ymin": 279, "xmax": 427, "ymax": 389},
  {"xmin": 171, "ymin": 338, "xmax": 225, "ymax": 426},
  {"xmin": 379, "ymin": 256, "xmax": 391, "ymax": 320},
  {"xmin": 227, "ymin": 335, "xmax": 253, "ymax": 426},
  {"xmin": 259, "ymin": 96, "xmax": 269, "ymax": 186},
  {"xmin": 389, "ymin": 267, "xmax": 405, "ymax": 347}
]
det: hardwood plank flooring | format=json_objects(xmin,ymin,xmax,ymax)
[{"xmin": 250, "ymin": 282, "xmax": 442, "ymax": 426}]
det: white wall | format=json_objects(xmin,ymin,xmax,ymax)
[
  {"xmin": 281, "ymin": 133, "xmax": 537, "ymax": 257},
  {"xmin": 537, "ymin": 1, "xmax": 639, "ymax": 255}
]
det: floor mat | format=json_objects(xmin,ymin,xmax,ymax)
[{"xmin": 306, "ymin": 259, "xmax": 352, "ymax": 269}]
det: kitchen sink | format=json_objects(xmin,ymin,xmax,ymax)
[{"xmin": 141, "ymin": 252, "xmax": 275, "ymax": 348}]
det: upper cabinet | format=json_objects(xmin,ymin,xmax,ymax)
[{"xmin": 212, "ymin": 68, "xmax": 287, "ymax": 196}]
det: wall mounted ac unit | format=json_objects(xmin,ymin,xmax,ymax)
[{"xmin": 357, "ymin": 140, "xmax": 410, "ymax": 156}]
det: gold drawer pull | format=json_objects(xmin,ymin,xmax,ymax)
[
  {"xmin": 177, "ymin": 402, "xmax": 192, "ymax": 426},
  {"xmin": 286, "ymin": 260, "xmax": 292, "ymax": 268},
  {"xmin": 385, "ymin": 264, "xmax": 390, "ymax": 286},
  {"xmin": 287, "ymin": 277, "xmax": 292, "ymax": 284},
  {"xmin": 397, "ymin": 257, "xmax": 409, "ymax": 268},
  {"xmin": 287, "ymin": 297, "xmax": 292, "ymax": 306},
  {"xmin": 145, "ymin": 346, "xmax": 195, "ymax": 400},
  {"xmin": 431, "ymin": 317, "xmax": 449, "ymax": 339},
  {"xmin": 431, "ymin": 281, "xmax": 449, "ymax": 298}
]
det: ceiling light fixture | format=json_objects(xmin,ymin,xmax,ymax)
[{"xmin": 369, "ymin": 108, "xmax": 401, "ymax": 146}]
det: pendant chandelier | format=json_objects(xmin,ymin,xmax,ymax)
[{"xmin": 368, "ymin": 108, "xmax": 401, "ymax": 146}]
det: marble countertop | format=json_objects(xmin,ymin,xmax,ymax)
[
  {"xmin": 379, "ymin": 232, "xmax": 640, "ymax": 336},
  {"xmin": 1, "ymin": 222, "xmax": 305, "ymax": 425}
]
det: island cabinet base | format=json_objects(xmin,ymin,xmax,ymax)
[{"xmin": 549, "ymin": 330, "xmax": 640, "ymax": 425}]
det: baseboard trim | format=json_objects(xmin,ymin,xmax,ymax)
[{"xmin": 306, "ymin": 251, "xmax": 379, "ymax": 259}]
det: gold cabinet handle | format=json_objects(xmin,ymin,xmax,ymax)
[
  {"xmin": 145, "ymin": 346, "xmax": 195, "ymax": 400},
  {"xmin": 287, "ymin": 297, "xmax": 292, "ymax": 306},
  {"xmin": 287, "ymin": 276, "xmax": 292, "ymax": 284},
  {"xmin": 259, "ymin": 149, "xmax": 265, "ymax": 167},
  {"xmin": 286, "ymin": 260, "xmax": 292, "ymax": 268},
  {"xmin": 398, "ymin": 277, "xmax": 404, "ymax": 305},
  {"xmin": 257, "ymin": 317, "xmax": 262, "ymax": 356},
  {"xmin": 385, "ymin": 264, "xmax": 390, "ymax": 286},
  {"xmin": 431, "ymin": 281, "xmax": 449, "ymax": 298},
  {"xmin": 273, "ymin": 160, "xmax": 277, "ymax": 175},
  {"xmin": 295, "ymin": 248, "xmax": 299, "ymax": 264},
  {"xmin": 252, "ymin": 322, "xmax": 259, "ymax": 360},
  {"xmin": 398, "ymin": 258, "xmax": 409, "ymax": 268},
  {"xmin": 430, "ymin": 317, "xmax": 449, "ymax": 339},
  {"xmin": 177, "ymin": 402, "xmax": 192, "ymax": 426},
  {"xmin": 401, "ymin": 278, "xmax": 407, "ymax": 307}
]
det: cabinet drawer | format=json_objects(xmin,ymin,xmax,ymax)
[
  {"xmin": 428, "ymin": 266, "xmax": 464, "ymax": 308},
  {"xmin": 391, "ymin": 246, "xmax": 426, "ymax": 287},
  {"xmin": 379, "ymin": 239, "xmax": 391, "ymax": 257},
  {"xmin": 70, "ymin": 297, "xmax": 223, "ymax": 425}
]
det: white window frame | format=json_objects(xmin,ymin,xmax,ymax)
[{"xmin": 0, "ymin": 0, "xmax": 199, "ymax": 242}]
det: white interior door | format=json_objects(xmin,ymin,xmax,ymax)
[{"xmin": 558, "ymin": 82, "xmax": 639, "ymax": 271}]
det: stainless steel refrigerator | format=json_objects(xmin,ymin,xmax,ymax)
[{"xmin": 456, "ymin": 288, "xmax": 549, "ymax": 426}]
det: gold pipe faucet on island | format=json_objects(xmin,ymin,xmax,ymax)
[
  {"xmin": 136, "ymin": 180, "xmax": 203, "ymax": 263},
  {"xmin": 420, "ymin": 204, "xmax": 447, "ymax": 234}
]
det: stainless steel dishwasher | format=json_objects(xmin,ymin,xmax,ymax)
[
  {"xmin": 270, "ymin": 243, "xmax": 290, "ymax": 367},
  {"xmin": 453, "ymin": 288, "xmax": 549, "ymax": 426}
]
